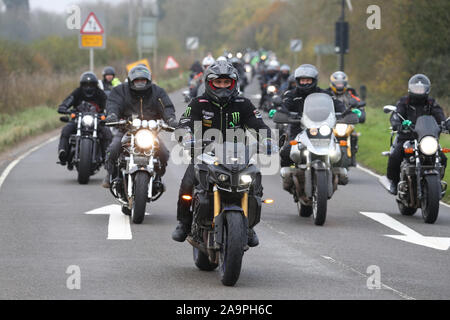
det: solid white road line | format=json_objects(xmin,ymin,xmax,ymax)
[{"xmin": 0, "ymin": 136, "xmax": 58, "ymax": 191}]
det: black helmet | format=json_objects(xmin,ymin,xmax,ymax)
[
  {"xmin": 408, "ymin": 74, "xmax": 431, "ymax": 102},
  {"xmin": 204, "ymin": 60, "xmax": 239, "ymax": 105},
  {"xmin": 79, "ymin": 71, "xmax": 98, "ymax": 98},
  {"xmin": 128, "ymin": 65, "xmax": 152, "ymax": 92},
  {"xmin": 102, "ymin": 66, "xmax": 116, "ymax": 77},
  {"xmin": 294, "ymin": 64, "xmax": 319, "ymax": 95}
]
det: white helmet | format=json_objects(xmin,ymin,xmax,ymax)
[
  {"xmin": 216, "ymin": 56, "xmax": 227, "ymax": 62},
  {"xmin": 202, "ymin": 56, "xmax": 216, "ymax": 69}
]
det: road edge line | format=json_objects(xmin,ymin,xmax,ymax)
[{"xmin": 0, "ymin": 136, "xmax": 58, "ymax": 191}]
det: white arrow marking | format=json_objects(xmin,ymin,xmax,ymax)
[
  {"xmin": 360, "ymin": 212, "xmax": 450, "ymax": 251},
  {"xmin": 85, "ymin": 205, "xmax": 150, "ymax": 240}
]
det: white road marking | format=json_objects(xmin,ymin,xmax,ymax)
[
  {"xmin": 0, "ymin": 136, "xmax": 58, "ymax": 191},
  {"xmin": 85, "ymin": 204, "xmax": 150, "ymax": 240},
  {"xmin": 360, "ymin": 211, "xmax": 450, "ymax": 250},
  {"xmin": 356, "ymin": 164, "xmax": 450, "ymax": 209}
]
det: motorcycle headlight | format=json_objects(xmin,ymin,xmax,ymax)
[
  {"xmin": 132, "ymin": 119, "xmax": 142, "ymax": 128},
  {"xmin": 319, "ymin": 125, "xmax": 331, "ymax": 136},
  {"xmin": 81, "ymin": 115, "xmax": 94, "ymax": 127},
  {"xmin": 135, "ymin": 129, "xmax": 154, "ymax": 150},
  {"xmin": 245, "ymin": 65, "xmax": 252, "ymax": 73},
  {"xmin": 218, "ymin": 174, "xmax": 229, "ymax": 182},
  {"xmin": 267, "ymin": 85, "xmax": 276, "ymax": 93},
  {"xmin": 419, "ymin": 136, "xmax": 438, "ymax": 155},
  {"xmin": 240, "ymin": 174, "xmax": 252, "ymax": 185},
  {"xmin": 335, "ymin": 124, "xmax": 348, "ymax": 137}
]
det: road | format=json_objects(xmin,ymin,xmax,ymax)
[{"xmin": 1, "ymin": 79, "xmax": 450, "ymax": 300}]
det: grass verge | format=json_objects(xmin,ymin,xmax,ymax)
[{"xmin": 356, "ymin": 106, "xmax": 450, "ymax": 203}]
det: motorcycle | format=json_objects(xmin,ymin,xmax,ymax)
[
  {"xmin": 273, "ymin": 93, "xmax": 358, "ymax": 225},
  {"xmin": 332, "ymin": 101, "xmax": 366, "ymax": 184},
  {"xmin": 105, "ymin": 118, "xmax": 175, "ymax": 224},
  {"xmin": 381, "ymin": 105, "xmax": 450, "ymax": 224},
  {"xmin": 181, "ymin": 140, "xmax": 273, "ymax": 286},
  {"xmin": 59, "ymin": 102, "xmax": 106, "ymax": 184},
  {"xmin": 261, "ymin": 82, "xmax": 279, "ymax": 113}
]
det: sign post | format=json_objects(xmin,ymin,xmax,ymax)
[
  {"xmin": 290, "ymin": 39, "xmax": 302, "ymax": 67},
  {"xmin": 137, "ymin": 17, "xmax": 158, "ymax": 73},
  {"xmin": 79, "ymin": 12, "xmax": 105, "ymax": 72}
]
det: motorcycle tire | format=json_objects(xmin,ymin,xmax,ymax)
[
  {"xmin": 313, "ymin": 170, "xmax": 328, "ymax": 226},
  {"xmin": 421, "ymin": 175, "xmax": 440, "ymax": 224},
  {"xmin": 193, "ymin": 247, "xmax": 218, "ymax": 271},
  {"xmin": 77, "ymin": 139, "xmax": 93, "ymax": 185},
  {"xmin": 219, "ymin": 211, "xmax": 245, "ymax": 286},
  {"xmin": 132, "ymin": 171, "xmax": 150, "ymax": 224}
]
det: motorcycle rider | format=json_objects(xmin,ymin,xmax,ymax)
[
  {"xmin": 259, "ymin": 60, "xmax": 281, "ymax": 109},
  {"xmin": 387, "ymin": 74, "xmax": 447, "ymax": 195},
  {"xmin": 276, "ymin": 64, "xmax": 348, "ymax": 190},
  {"xmin": 189, "ymin": 55, "xmax": 216, "ymax": 99},
  {"xmin": 279, "ymin": 64, "xmax": 291, "ymax": 93},
  {"xmin": 102, "ymin": 65, "xmax": 177, "ymax": 188},
  {"xmin": 230, "ymin": 57, "xmax": 248, "ymax": 92},
  {"xmin": 98, "ymin": 66, "xmax": 121, "ymax": 96},
  {"xmin": 57, "ymin": 71, "xmax": 112, "ymax": 167},
  {"xmin": 172, "ymin": 60, "xmax": 274, "ymax": 247}
]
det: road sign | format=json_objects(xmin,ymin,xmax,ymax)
[
  {"xmin": 186, "ymin": 37, "xmax": 199, "ymax": 50},
  {"xmin": 126, "ymin": 59, "xmax": 151, "ymax": 73},
  {"xmin": 80, "ymin": 12, "xmax": 104, "ymax": 34},
  {"xmin": 290, "ymin": 39, "xmax": 302, "ymax": 52},
  {"xmin": 79, "ymin": 12, "xmax": 105, "ymax": 50},
  {"xmin": 138, "ymin": 17, "xmax": 157, "ymax": 52},
  {"xmin": 165, "ymin": 56, "xmax": 179, "ymax": 70}
]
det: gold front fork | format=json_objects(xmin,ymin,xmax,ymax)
[
  {"xmin": 213, "ymin": 185, "xmax": 220, "ymax": 223},
  {"xmin": 241, "ymin": 192, "xmax": 248, "ymax": 218}
]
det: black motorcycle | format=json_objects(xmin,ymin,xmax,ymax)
[
  {"xmin": 59, "ymin": 102, "xmax": 106, "ymax": 184},
  {"xmin": 382, "ymin": 105, "xmax": 450, "ymax": 223},
  {"xmin": 182, "ymin": 140, "xmax": 273, "ymax": 286},
  {"xmin": 106, "ymin": 118, "xmax": 174, "ymax": 224}
]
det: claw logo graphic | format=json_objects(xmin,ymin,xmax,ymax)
[
  {"xmin": 184, "ymin": 107, "xmax": 191, "ymax": 117},
  {"xmin": 231, "ymin": 112, "xmax": 240, "ymax": 125}
]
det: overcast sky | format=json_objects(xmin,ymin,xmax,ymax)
[{"xmin": 29, "ymin": 0, "xmax": 128, "ymax": 13}]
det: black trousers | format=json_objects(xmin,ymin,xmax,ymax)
[
  {"xmin": 387, "ymin": 138, "xmax": 447, "ymax": 182},
  {"xmin": 176, "ymin": 164, "xmax": 263, "ymax": 225},
  {"xmin": 105, "ymin": 131, "xmax": 169, "ymax": 176},
  {"xmin": 58, "ymin": 122, "xmax": 112, "ymax": 159}
]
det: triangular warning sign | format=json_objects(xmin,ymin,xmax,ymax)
[
  {"xmin": 80, "ymin": 12, "xmax": 104, "ymax": 34},
  {"xmin": 165, "ymin": 56, "xmax": 179, "ymax": 70}
]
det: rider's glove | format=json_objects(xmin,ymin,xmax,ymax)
[
  {"xmin": 269, "ymin": 109, "xmax": 277, "ymax": 118},
  {"xmin": 402, "ymin": 120, "xmax": 412, "ymax": 130},
  {"xmin": 57, "ymin": 105, "xmax": 68, "ymax": 114},
  {"xmin": 351, "ymin": 108, "xmax": 362, "ymax": 118},
  {"xmin": 106, "ymin": 113, "xmax": 118, "ymax": 123},
  {"xmin": 166, "ymin": 117, "xmax": 178, "ymax": 128}
]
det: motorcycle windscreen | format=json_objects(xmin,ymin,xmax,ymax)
[
  {"xmin": 301, "ymin": 93, "xmax": 336, "ymax": 129},
  {"xmin": 415, "ymin": 115, "xmax": 440, "ymax": 141},
  {"xmin": 205, "ymin": 141, "xmax": 253, "ymax": 171}
]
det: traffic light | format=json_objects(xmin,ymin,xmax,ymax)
[{"xmin": 335, "ymin": 21, "xmax": 349, "ymax": 54}]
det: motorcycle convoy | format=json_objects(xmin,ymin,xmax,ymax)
[{"xmin": 55, "ymin": 54, "xmax": 450, "ymax": 287}]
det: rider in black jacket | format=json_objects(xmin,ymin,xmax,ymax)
[
  {"xmin": 387, "ymin": 74, "xmax": 447, "ymax": 195},
  {"xmin": 102, "ymin": 65, "xmax": 177, "ymax": 188},
  {"xmin": 57, "ymin": 72, "xmax": 111, "ymax": 167},
  {"xmin": 172, "ymin": 60, "xmax": 273, "ymax": 247}
]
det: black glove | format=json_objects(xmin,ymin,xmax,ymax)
[
  {"xmin": 57, "ymin": 105, "xmax": 68, "ymax": 114},
  {"xmin": 166, "ymin": 117, "xmax": 178, "ymax": 128},
  {"xmin": 106, "ymin": 113, "xmax": 118, "ymax": 123},
  {"xmin": 445, "ymin": 118, "xmax": 450, "ymax": 131}
]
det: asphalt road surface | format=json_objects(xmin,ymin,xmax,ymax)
[{"xmin": 1, "ymin": 79, "xmax": 450, "ymax": 300}]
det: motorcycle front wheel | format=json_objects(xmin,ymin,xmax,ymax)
[
  {"xmin": 312, "ymin": 170, "xmax": 328, "ymax": 226},
  {"xmin": 77, "ymin": 138, "xmax": 93, "ymax": 184},
  {"xmin": 219, "ymin": 211, "xmax": 245, "ymax": 286},
  {"xmin": 132, "ymin": 171, "xmax": 150, "ymax": 224},
  {"xmin": 421, "ymin": 175, "xmax": 440, "ymax": 224}
]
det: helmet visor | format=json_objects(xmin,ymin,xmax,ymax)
[{"xmin": 409, "ymin": 83, "xmax": 427, "ymax": 95}]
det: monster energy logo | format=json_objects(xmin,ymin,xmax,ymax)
[
  {"xmin": 231, "ymin": 112, "xmax": 240, "ymax": 124},
  {"xmin": 184, "ymin": 107, "xmax": 191, "ymax": 117}
]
